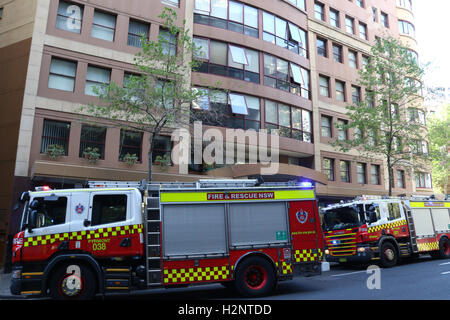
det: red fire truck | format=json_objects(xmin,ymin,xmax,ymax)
[
  {"xmin": 10, "ymin": 179, "xmax": 324, "ymax": 299},
  {"xmin": 321, "ymin": 196, "xmax": 450, "ymax": 267}
]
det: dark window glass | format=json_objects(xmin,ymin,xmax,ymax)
[
  {"xmin": 79, "ymin": 125, "xmax": 106, "ymax": 159},
  {"xmin": 32, "ymin": 197, "xmax": 67, "ymax": 228},
  {"xmin": 119, "ymin": 130, "xmax": 142, "ymax": 161},
  {"xmin": 92, "ymin": 194, "xmax": 127, "ymax": 226},
  {"xmin": 40, "ymin": 119, "xmax": 71, "ymax": 155}
]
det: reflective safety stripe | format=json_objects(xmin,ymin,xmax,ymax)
[
  {"xmin": 276, "ymin": 261, "xmax": 293, "ymax": 275},
  {"xmin": 294, "ymin": 249, "xmax": 322, "ymax": 262},
  {"xmin": 417, "ymin": 241, "xmax": 439, "ymax": 252},
  {"xmin": 23, "ymin": 224, "xmax": 143, "ymax": 247},
  {"xmin": 160, "ymin": 189, "xmax": 315, "ymax": 203},
  {"xmin": 163, "ymin": 266, "xmax": 230, "ymax": 284},
  {"xmin": 368, "ymin": 220, "xmax": 407, "ymax": 233},
  {"xmin": 410, "ymin": 201, "xmax": 449, "ymax": 208}
]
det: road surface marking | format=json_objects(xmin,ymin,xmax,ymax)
[
  {"xmin": 439, "ymin": 262, "xmax": 450, "ymax": 266},
  {"xmin": 441, "ymin": 271, "xmax": 450, "ymax": 275},
  {"xmin": 331, "ymin": 270, "xmax": 368, "ymax": 277}
]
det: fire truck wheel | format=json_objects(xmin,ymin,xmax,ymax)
[
  {"xmin": 48, "ymin": 262, "xmax": 97, "ymax": 300},
  {"xmin": 234, "ymin": 256, "xmax": 277, "ymax": 297},
  {"xmin": 379, "ymin": 242, "xmax": 398, "ymax": 268},
  {"xmin": 437, "ymin": 237, "xmax": 450, "ymax": 259}
]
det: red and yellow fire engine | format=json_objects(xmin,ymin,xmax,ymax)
[
  {"xmin": 10, "ymin": 179, "xmax": 324, "ymax": 299},
  {"xmin": 321, "ymin": 196, "xmax": 450, "ymax": 267}
]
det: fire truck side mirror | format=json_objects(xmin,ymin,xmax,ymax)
[
  {"xmin": 368, "ymin": 210, "xmax": 377, "ymax": 224},
  {"xmin": 27, "ymin": 210, "xmax": 38, "ymax": 232}
]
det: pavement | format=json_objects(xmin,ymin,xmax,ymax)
[{"xmin": 0, "ymin": 269, "xmax": 19, "ymax": 300}]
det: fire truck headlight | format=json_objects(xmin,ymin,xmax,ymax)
[
  {"xmin": 12, "ymin": 269, "xmax": 21, "ymax": 279},
  {"xmin": 357, "ymin": 247, "xmax": 366, "ymax": 253},
  {"xmin": 324, "ymin": 249, "xmax": 330, "ymax": 255}
]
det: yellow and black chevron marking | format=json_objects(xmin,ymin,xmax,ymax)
[
  {"xmin": 23, "ymin": 224, "xmax": 143, "ymax": 247},
  {"xmin": 275, "ymin": 261, "xmax": 293, "ymax": 275},
  {"xmin": 294, "ymin": 249, "xmax": 322, "ymax": 262},
  {"xmin": 163, "ymin": 266, "xmax": 230, "ymax": 284},
  {"xmin": 368, "ymin": 220, "xmax": 407, "ymax": 233},
  {"xmin": 417, "ymin": 241, "xmax": 439, "ymax": 252}
]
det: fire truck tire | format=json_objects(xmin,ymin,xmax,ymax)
[
  {"xmin": 379, "ymin": 242, "xmax": 398, "ymax": 268},
  {"xmin": 234, "ymin": 256, "xmax": 277, "ymax": 297},
  {"xmin": 48, "ymin": 262, "xmax": 97, "ymax": 300},
  {"xmin": 436, "ymin": 237, "xmax": 450, "ymax": 259}
]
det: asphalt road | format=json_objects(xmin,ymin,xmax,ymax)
[
  {"xmin": 105, "ymin": 255, "xmax": 450, "ymax": 300},
  {"xmin": 2, "ymin": 255, "xmax": 448, "ymax": 301}
]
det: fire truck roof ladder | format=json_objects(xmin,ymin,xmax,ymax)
[{"xmin": 145, "ymin": 188, "xmax": 162, "ymax": 286}]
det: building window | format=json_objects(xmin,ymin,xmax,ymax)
[
  {"xmin": 398, "ymin": 20, "xmax": 415, "ymax": 37},
  {"xmin": 119, "ymin": 130, "xmax": 142, "ymax": 162},
  {"xmin": 128, "ymin": 19, "xmax": 149, "ymax": 48},
  {"xmin": 265, "ymin": 100, "xmax": 312, "ymax": 142},
  {"xmin": 48, "ymin": 57, "xmax": 77, "ymax": 92},
  {"xmin": 321, "ymin": 115, "xmax": 332, "ymax": 137},
  {"xmin": 91, "ymin": 10, "xmax": 116, "ymax": 42},
  {"xmin": 337, "ymin": 119, "xmax": 348, "ymax": 140},
  {"xmin": 345, "ymin": 16, "xmax": 354, "ymax": 34},
  {"xmin": 314, "ymin": 2, "xmax": 325, "ymax": 21},
  {"xmin": 340, "ymin": 160, "xmax": 350, "ymax": 182},
  {"xmin": 329, "ymin": 8, "xmax": 339, "ymax": 28},
  {"xmin": 332, "ymin": 43, "xmax": 343, "ymax": 63},
  {"xmin": 194, "ymin": 38, "xmax": 260, "ymax": 84},
  {"xmin": 335, "ymin": 80, "xmax": 346, "ymax": 101},
  {"xmin": 415, "ymin": 172, "xmax": 432, "ymax": 188},
  {"xmin": 372, "ymin": 7, "xmax": 378, "ymax": 22},
  {"xmin": 152, "ymin": 135, "xmax": 172, "ymax": 164},
  {"xmin": 263, "ymin": 54, "xmax": 310, "ymax": 99},
  {"xmin": 40, "ymin": 119, "xmax": 71, "ymax": 155},
  {"xmin": 319, "ymin": 75, "xmax": 330, "ymax": 97},
  {"xmin": 56, "ymin": 1, "xmax": 83, "ymax": 34},
  {"xmin": 362, "ymin": 55, "xmax": 369, "ymax": 67},
  {"xmin": 194, "ymin": 0, "xmax": 259, "ymax": 38},
  {"xmin": 85, "ymin": 65, "xmax": 111, "ymax": 96},
  {"xmin": 262, "ymin": 12, "xmax": 308, "ymax": 57},
  {"xmin": 323, "ymin": 158, "xmax": 334, "ymax": 181},
  {"xmin": 381, "ymin": 12, "xmax": 389, "ymax": 28},
  {"xmin": 356, "ymin": 0, "xmax": 364, "ymax": 8},
  {"xmin": 351, "ymin": 85, "xmax": 361, "ymax": 104},
  {"xmin": 159, "ymin": 29, "xmax": 177, "ymax": 56},
  {"xmin": 79, "ymin": 125, "xmax": 106, "ymax": 159},
  {"xmin": 286, "ymin": 0, "xmax": 306, "ymax": 11},
  {"xmin": 317, "ymin": 37, "xmax": 327, "ymax": 57},
  {"xmin": 396, "ymin": 170, "xmax": 405, "ymax": 188},
  {"xmin": 357, "ymin": 163, "xmax": 366, "ymax": 184},
  {"xmin": 348, "ymin": 50, "xmax": 357, "ymax": 68},
  {"xmin": 397, "ymin": 0, "xmax": 412, "ymax": 11},
  {"xmin": 408, "ymin": 108, "xmax": 426, "ymax": 125},
  {"xmin": 359, "ymin": 22, "xmax": 367, "ymax": 40},
  {"xmin": 371, "ymin": 164, "xmax": 380, "ymax": 185},
  {"xmin": 162, "ymin": 0, "xmax": 180, "ymax": 7},
  {"xmin": 192, "ymin": 89, "xmax": 261, "ymax": 131},
  {"xmin": 0, "ymin": 7, "xmax": 3, "ymax": 19}
]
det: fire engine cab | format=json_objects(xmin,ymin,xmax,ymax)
[
  {"xmin": 10, "ymin": 179, "xmax": 324, "ymax": 299},
  {"xmin": 321, "ymin": 196, "xmax": 450, "ymax": 267}
]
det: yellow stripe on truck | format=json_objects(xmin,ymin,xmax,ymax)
[
  {"xmin": 410, "ymin": 201, "xmax": 450, "ymax": 208},
  {"xmin": 160, "ymin": 189, "xmax": 315, "ymax": 203}
]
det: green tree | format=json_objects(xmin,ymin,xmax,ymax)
[
  {"xmin": 332, "ymin": 36, "xmax": 426, "ymax": 195},
  {"xmin": 81, "ymin": 8, "xmax": 210, "ymax": 181},
  {"xmin": 427, "ymin": 105, "xmax": 450, "ymax": 195}
]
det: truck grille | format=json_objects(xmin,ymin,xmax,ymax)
[{"xmin": 325, "ymin": 231, "xmax": 357, "ymax": 256}]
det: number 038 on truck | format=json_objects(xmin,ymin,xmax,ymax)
[
  {"xmin": 321, "ymin": 196, "xmax": 450, "ymax": 268},
  {"xmin": 10, "ymin": 179, "xmax": 324, "ymax": 299}
]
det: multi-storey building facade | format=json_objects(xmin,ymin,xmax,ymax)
[{"xmin": 0, "ymin": 0, "xmax": 432, "ymax": 266}]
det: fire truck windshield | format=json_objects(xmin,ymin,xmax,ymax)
[{"xmin": 323, "ymin": 204, "xmax": 365, "ymax": 231}]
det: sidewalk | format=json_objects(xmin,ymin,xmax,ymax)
[{"xmin": 0, "ymin": 269, "xmax": 20, "ymax": 299}]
